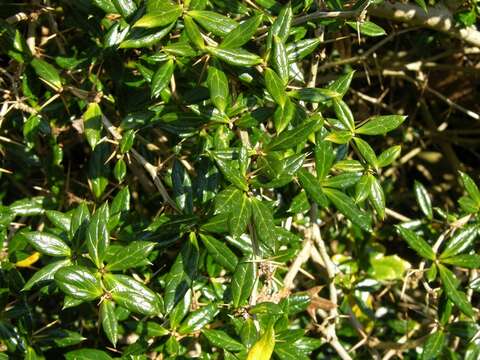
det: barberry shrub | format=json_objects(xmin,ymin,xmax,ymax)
[{"xmin": 1, "ymin": 0, "xmax": 479, "ymax": 359}]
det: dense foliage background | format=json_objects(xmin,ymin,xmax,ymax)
[{"xmin": 1, "ymin": 0, "xmax": 480, "ymax": 358}]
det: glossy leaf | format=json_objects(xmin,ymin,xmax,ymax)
[
  {"xmin": 246, "ymin": 325, "xmax": 275, "ymax": 360},
  {"xmin": 220, "ymin": 14, "xmax": 263, "ymax": 49},
  {"xmin": 99, "ymin": 300, "xmax": 118, "ymax": 347},
  {"xmin": 297, "ymin": 169, "xmax": 328, "ymax": 207},
  {"xmin": 178, "ymin": 303, "xmax": 219, "ymax": 334},
  {"xmin": 199, "ymin": 234, "xmax": 238, "ymax": 272},
  {"xmin": 206, "ymin": 46, "xmax": 262, "ymax": 67},
  {"xmin": 356, "ymin": 115, "xmax": 407, "ymax": 135},
  {"xmin": 31, "ymin": 58, "xmax": 62, "ymax": 91},
  {"xmin": 105, "ymin": 241, "xmax": 156, "ymax": 271},
  {"xmin": 207, "ymin": 65, "xmax": 229, "ymax": 113},
  {"xmin": 231, "ymin": 257, "xmax": 256, "ymax": 308},
  {"xmin": 346, "ymin": 21, "xmax": 386, "ymax": 37},
  {"xmin": 324, "ymin": 188, "xmax": 372, "ymax": 232},
  {"xmin": 440, "ymin": 226, "xmax": 478, "ymax": 259},
  {"xmin": 438, "ymin": 263, "xmax": 474, "ymax": 317},
  {"xmin": 23, "ymin": 259, "xmax": 71, "ymax": 291},
  {"xmin": 151, "ymin": 59, "xmax": 174, "ymax": 98},
  {"xmin": 86, "ymin": 203, "xmax": 109, "ymax": 268},
  {"xmin": 396, "ymin": 226, "xmax": 435, "ymax": 260},
  {"xmin": 54, "ymin": 266, "xmax": 103, "ymax": 301},
  {"xmin": 264, "ymin": 68, "xmax": 287, "ymax": 108},
  {"xmin": 421, "ymin": 330, "xmax": 445, "ymax": 360},
  {"xmin": 251, "ymin": 198, "xmax": 277, "ymax": 249},
  {"xmin": 188, "ymin": 10, "xmax": 238, "ymax": 36},
  {"xmin": 414, "ymin": 181, "xmax": 433, "ymax": 219},
  {"xmin": 134, "ymin": 2, "xmax": 182, "ymax": 28},
  {"xmin": 267, "ymin": 117, "xmax": 321, "ymax": 151},
  {"xmin": 103, "ymin": 274, "xmax": 163, "ymax": 316},
  {"xmin": 24, "ymin": 232, "xmax": 71, "ymax": 257}
]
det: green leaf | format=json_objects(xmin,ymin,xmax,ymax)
[
  {"xmin": 103, "ymin": 274, "xmax": 163, "ymax": 316},
  {"xmin": 264, "ymin": 68, "xmax": 287, "ymax": 108},
  {"xmin": 231, "ymin": 257, "xmax": 256, "ymax": 308},
  {"xmin": 286, "ymin": 38, "xmax": 322, "ymax": 63},
  {"xmin": 355, "ymin": 174, "xmax": 372, "ymax": 203},
  {"xmin": 134, "ymin": 2, "xmax": 182, "ymax": 28},
  {"xmin": 178, "ymin": 303, "xmax": 219, "ymax": 334},
  {"xmin": 421, "ymin": 330, "xmax": 445, "ymax": 360},
  {"xmin": 440, "ymin": 226, "xmax": 478, "ymax": 259},
  {"xmin": 268, "ymin": 3, "xmax": 292, "ymax": 45},
  {"xmin": 438, "ymin": 263, "xmax": 475, "ymax": 317},
  {"xmin": 370, "ymin": 254, "xmax": 410, "ymax": 281},
  {"xmin": 321, "ymin": 172, "xmax": 361, "ymax": 189},
  {"xmin": 119, "ymin": 24, "xmax": 174, "ymax": 48},
  {"xmin": 184, "ymin": 15, "xmax": 204, "ymax": 49},
  {"xmin": 112, "ymin": 0, "xmax": 137, "ymax": 18},
  {"xmin": 203, "ymin": 329, "xmax": 245, "ymax": 352},
  {"xmin": 220, "ymin": 14, "xmax": 263, "ymax": 49},
  {"xmin": 65, "ymin": 349, "xmax": 112, "ymax": 360},
  {"xmin": 199, "ymin": 234, "xmax": 238, "ymax": 272},
  {"xmin": 105, "ymin": 241, "xmax": 156, "ymax": 271},
  {"xmin": 289, "ymin": 88, "xmax": 340, "ymax": 103},
  {"xmin": 459, "ymin": 171, "xmax": 480, "ymax": 204},
  {"xmin": 24, "ymin": 232, "xmax": 71, "ymax": 257},
  {"xmin": 45, "ymin": 210, "xmax": 71, "ymax": 233},
  {"xmin": 213, "ymin": 156, "xmax": 249, "ymax": 191},
  {"xmin": 396, "ymin": 226, "xmax": 435, "ymax": 260},
  {"xmin": 23, "ymin": 259, "xmax": 71, "ymax": 291},
  {"xmin": 353, "ymin": 137, "xmax": 377, "ymax": 167},
  {"xmin": 164, "ymin": 234, "xmax": 199, "ymax": 312},
  {"xmin": 267, "ymin": 117, "xmax": 321, "ymax": 151},
  {"xmin": 207, "ymin": 65, "xmax": 229, "ymax": 113},
  {"xmin": 99, "ymin": 299, "xmax": 118, "ymax": 347},
  {"xmin": 273, "ymin": 97, "xmax": 295, "ymax": 133},
  {"xmin": 272, "ymin": 35, "xmax": 289, "ymax": 85},
  {"xmin": 10, "ymin": 197, "xmax": 45, "ymax": 216},
  {"xmin": 356, "ymin": 115, "xmax": 406, "ymax": 135},
  {"xmin": 188, "ymin": 10, "xmax": 238, "ymax": 36},
  {"xmin": 31, "ymin": 58, "xmax": 62, "ymax": 91},
  {"xmin": 324, "ymin": 188, "xmax": 372, "ymax": 232},
  {"xmin": 297, "ymin": 169, "xmax": 328, "ymax": 207},
  {"xmin": 333, "ymin": 99, "xmax": 355, "ymax": 132},
  {"xmin": 206, "ymin": 46, "xmax": 262, "ymax": 67},
  {"xmin": 169, "ymin": 288, "xmax": 192, "ymax": 329},
  {"xmin": 441, "ymin": 254, "xmax": 480, "ymax": 269},
  {"xmin": 247, "ymin": 325, "xmax": 275, "ymax": 360},
  {"xmin": 86, "ymin": 203, "xmax": 109, "ymax": 268},
  {"xmin": 229, "ymin": 192, "xmax": 251, "ymax": 237},
  {"xmin": 327, "ymin": 70, "xmax": 355, "ymax": 98},
  {"xmin": 172, "ymin": 159, "xmax": 193, "ymax": 213},
  {"xmin": 314, "ymin": 139, "xmax": 335, "ymax": 180},
  {"xmin": 82, "ymin": 103, "xmax": 103, "ymax": 150},
  {"xmin": 377, "ymin": 145, "xmax": 401, "ymax": 167},
  {"xmin": 369, "ymin": 176, "xmax": 385, "ymax": 220},
  {"xmin": 346, "ymin": 21, "xmax": 386, "ymax": 37},
  {"xmin": 70, "ymin": 202, "xmax": 90, "ymax": 242},
  {"xmin": 54, "ymin": 266, "xmax": 103, "ymax": 301},
  {"xmin": 414, "ymin": 181, "xmax": 433, "ymax": 219},
  {"xmin": 415, "ymin": 0, "xmax": 428, "ymax": 13},
  {"xmin": 251, "ymin": 198, "xmax": 277, "ymax": 249},
  {"xmin": 151, "ymin": 59, "xmax": 174, "ymax": 98}
]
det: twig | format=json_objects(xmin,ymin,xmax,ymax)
[
  {"xmin": 311, "ymin": 216, "xmax": 352, "ymax": 360},
  {"xmin": 101, "ymin": 115, "xmax": 179, "ymax": 212},
  {"xmin": 283, "ymin": 238, "xmax": 313, "ymax": 290},
  {"xmin": 292, "ymin": 1, "xmax": 370, "ymax": 25}
]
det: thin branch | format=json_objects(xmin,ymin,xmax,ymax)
[{"xmin": 101, "ymin": 115, "xmax": 179, "ymax": 212}]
